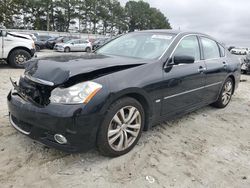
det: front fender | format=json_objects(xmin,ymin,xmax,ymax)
[{"xmin": 100, "ymin": 87, "xmax": 153, "ymax": 115}]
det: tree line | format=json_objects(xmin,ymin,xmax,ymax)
[{"xmin": 0, "ymin": 0, "xmax": 171, "ymax": 35}]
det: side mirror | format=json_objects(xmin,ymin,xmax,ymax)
[{"xmin": 173, "ymin": 55, "xmax": 195, "ymax": 65}]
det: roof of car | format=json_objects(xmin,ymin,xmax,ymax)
[{"xmin": 138, "ymin": 29, "xmax": 211, "ymax": 37}]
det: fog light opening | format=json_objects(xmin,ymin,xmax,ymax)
[{"xmin": 54, "ymin": 134, "xmax": 67, "ymax": 144}]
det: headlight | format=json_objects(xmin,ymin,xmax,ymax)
[{"xmin": 50, "ymin": 81, "xmax": 102, "ymax": 104}]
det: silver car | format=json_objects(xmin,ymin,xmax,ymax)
[{"xmin": 54, "ymin": 39, "xmax": 92, "ymax": 53}]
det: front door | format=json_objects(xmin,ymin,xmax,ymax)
[{"xmin": 161, "ymin": 35, "xmax": 206, "ymax": 116}]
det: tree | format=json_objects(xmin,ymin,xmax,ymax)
[
  {"xmin": 125, "ymin": 0, "xmax": 171, "ymax": 32},
  {"xmin": 0, "ymin": 0, "xmax": 21, "ymax": 28},
  {"xmin": 0, "ymin": 0, "xmax": 171, "ymax": 34}
]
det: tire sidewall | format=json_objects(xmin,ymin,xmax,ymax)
[
  {"xmin": 97, "ymin": 97, "xmax": 145, "ymax": 157},
  {"xmin": 86, "ymin": 47, "xmax": 91, "ymax": 53},
  {"xmin": 64, "ymin": 47, "xmax": 70, "ymax": 53},
  {"xmin": 8, "ymin": 49, "xmax": 31, "ymax": 68},
  {"xmin": 217, "ymin": 77, "xmax": 234, "ymax": 108}
]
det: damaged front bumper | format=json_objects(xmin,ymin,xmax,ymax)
[{"xmin": 7, "ymin": 91, "xmax": 103, "ymax": 152}]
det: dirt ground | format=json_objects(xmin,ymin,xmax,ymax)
[{"xmin": 0, "ymin": 53, "xmax": 249, "ymax": 188}]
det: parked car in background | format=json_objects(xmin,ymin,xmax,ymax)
[
  {"xmin": 0, "ymin": 29, "xmax": 35, "ymax": 68},
  {"xmin": 37, "ymin": 35, "xmax": 52, "ymax": 42},
  {"xmin": 45, "ymin": 36, "xmax": 79, "ymax": 49},
  {"xmin": 241, "ymin": 53, "xmax": 250, "ymax": 74},
  {"xmin": 45, "ymin": 37, "xmax": 58, "ymax": 49},
  {"xmin": 35, "ymin": 35, "xmax": 52, "ymax": 51},
  {"xmin": 54, "ymin": 39, "xmax": 92, "ymax": 52},
  {"xmin": 8, "ymin": 30, "xmax": 241, "ymax": 156},
  {"xmin": 92, "ymin": 38, "xmax": 111, "ymax": 50},
  {"xmin": 228, "ymin": 46, "xmax": 235, "ymax": 52},
  {"xmin": 230, "ymin": 48, "xmax": 249, "ymax": 55}
]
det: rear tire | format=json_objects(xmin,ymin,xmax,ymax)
[
  {"xmin": 86, "ymin": 47, "xmax": 91, "ymax": 53},
  {"xmin": 211, "ymin": 77, "xmax": 234, "ymax": 108},
  {"xmin": 97, "ymin": 97, "xmax": 145, "ymax": 157},
  {"xmin": 8, "ymin": 49, "xmax": 31, "ymax": 68}
]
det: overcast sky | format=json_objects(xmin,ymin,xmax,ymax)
[{"xmin": 120, "ymin": 0, "xmax": 250, "ymax": 47}]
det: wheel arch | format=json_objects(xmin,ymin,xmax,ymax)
[
  {"xmin": 100, "ymin": 88, "xmax": 153, "ymax": 131},
  {"xmin": 64, "ymin": 46, "xmax": 70, "ymax": 51},
  {"xmin": 228, "ymin": 74, "xmax": 236, "ymax": 94},
  {"xmin": 7, "ymin": 47, "xmax": 32, "ymax": 62}
]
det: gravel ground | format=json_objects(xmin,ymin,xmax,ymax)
[{"xmin": 0, "ymin": 51, "xmax": 249, "ymax": 188}]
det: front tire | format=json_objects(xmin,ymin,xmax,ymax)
[
  {"xmin": 97, "ymin": 97, "xmax": 145, "ymax": 157},
  {"xmin": 64, "ymin": 47, "xmax": 70, "ymax": 53},
  {"xmin": 8, "ymin": 49, "xmax": 31, "ymax": 68},
  {"xmin": 212, "ymin": 77, "xmax": 234, "ymax": 108}
]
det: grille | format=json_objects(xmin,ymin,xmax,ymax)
[{"xmin": 18, "ymin": 76, "xmax": 52, "ymax": 106}]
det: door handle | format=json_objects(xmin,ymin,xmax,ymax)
[
  {"xmin": 198, "ymin": 66, "xmax": 207, "ymax": 73},
  {"xmin": 222, "ymin": 62, "xmax": 228, "ymax": 69}
]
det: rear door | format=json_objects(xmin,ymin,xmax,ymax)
[
  {"xmin": 199, "ymin": 37, "xmax": 227, "ymax": 102},
  {"xmin": 161, "ymin": 35, "xmax": 206, "ymax": 115}
]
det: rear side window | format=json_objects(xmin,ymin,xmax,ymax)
[
  {"xmin": 218, "ymin": 44, "xmax": 225, "ymax": 57},
  {"xmin": 174, "ymin": 35, "xmax": 200, "ymax": 61},
  {"xmin": 201, "ymin": 37, "xmax": 220, "ymax": 59}
]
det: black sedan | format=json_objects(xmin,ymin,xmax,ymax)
[
  {"xmin": 35, "ymin": 35, "xmax": 52, "ymax": 51},
  {"xmin": 7, "ymin": 30, "xmax": 241, "ymax": 157}
]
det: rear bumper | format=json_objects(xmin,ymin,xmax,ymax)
[{"xmin": 7, "ymin": 91, "xmax": 103, "ymax": 153}]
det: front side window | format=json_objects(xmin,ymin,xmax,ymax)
[
  {"xmin": 173, "ymin": 35, "xmax": 200, "ymax": 61},
  {"xmin": 201, "ymin": 37, "xmax": 220, "ymax": 59},
  {"xmin": 97, "ymin": 32, "xmax": 176, "ymax": 60}
]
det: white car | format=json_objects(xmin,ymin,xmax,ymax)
[
  {"xmin": 0, "ymin": 29, "xmax": 36, "ymax": 68},
  {"xmin": 54, "ymin": 39, "xmax": 92, "ymax": 53},
  {"xmin": 230, "ymin": 48, "xmax": 249, "ymax": 55}
]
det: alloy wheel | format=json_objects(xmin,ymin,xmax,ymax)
[
  {"xmin": 107, "ymin": 106, "xmax": 141, "ymax": 151},
  {"xmin": 222, "ymin": 80, "xmax": 233, "ymax": 105},
  {"xmin": 15, "ymin": 54, "xmax": 27, "ymax": 65}
]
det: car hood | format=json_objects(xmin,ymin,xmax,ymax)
[
  {"xmin": 25, "ymin": 53, "xmax": 150, "ymax": 86},
  {"xmin": 8, "ymin": 32, "xmax": 33, "ymax": 40}
]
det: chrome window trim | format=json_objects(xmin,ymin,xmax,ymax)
[
  {"xmin": 217, "ymin": 43, "xmax": 226, "ymax": 58},
  {"xmin": 158, "ymin": 32, "xmax": 181, "ymax": 60},
  {"xmin": 199, "ymin": 36, "xmax": 227, "ymax": 60},
  {"xmin": 9, "ymin": 115, "xmax": 31, "ymax": 135},
  {"xmin": 163, "ymin": 82, "xmax": 222, "ymax": 100},
  {"xmin": 169, "ymin": 34, "xmax": 201, "ymax": 61},
  {"xmin": 25, "ymin": 74, "xmax": 54, "ymax": 86}
]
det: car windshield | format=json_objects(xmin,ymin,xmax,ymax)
[{"xmin": 96, "ymin": 32, "xmax": 175, "ymax": 59}]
